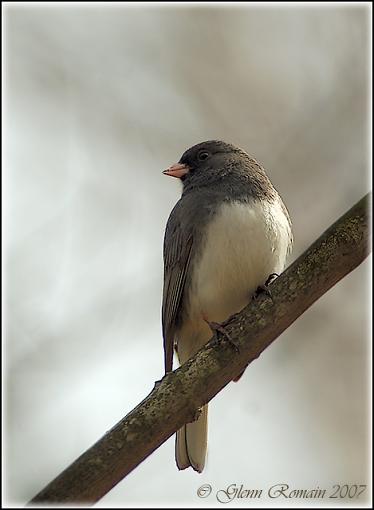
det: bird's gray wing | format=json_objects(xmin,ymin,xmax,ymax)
[{"xmin": 162, "ymin": 200, "xmax": 194, "ymax": 373}]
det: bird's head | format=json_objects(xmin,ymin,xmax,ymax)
[{"xmin": 163, "ymin": 140, "xmax": 251, "ymax": 192}]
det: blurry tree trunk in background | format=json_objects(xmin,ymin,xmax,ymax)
[{"xmin": 29, "ymin": 193, "xmax": 371, "ymax": 505}]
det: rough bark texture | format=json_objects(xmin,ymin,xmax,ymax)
[{"xmin": 29, "ymin": 193, "xmax": 371, "ymax": 505}]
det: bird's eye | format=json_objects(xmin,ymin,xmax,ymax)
[{"xmin": 198, "ymin": 150, "xmax": 210, "ymax": 161}]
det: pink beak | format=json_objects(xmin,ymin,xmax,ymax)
[{"xmin": 163, "ymin": 162, "xmax": 189, "ymax": 179}]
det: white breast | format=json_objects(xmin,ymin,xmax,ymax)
[
  {"xmin": 189, "ymin": 198, "xmax": 291, "ymax": 323},
  {"xmin": 176, "ymin": 198, "xmax": 291, "ymax": 362}
]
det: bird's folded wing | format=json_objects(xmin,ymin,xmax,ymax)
[{"xmin": 162, "ymin": 205, "xmax": 194, "ymax": 373}]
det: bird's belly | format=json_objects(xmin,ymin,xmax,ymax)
[{"xmin": 188, "ymin": 199, "xmax": 290, "ymax": 324}]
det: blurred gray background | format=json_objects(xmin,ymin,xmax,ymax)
[{"xmin": 4, "ymin": 3, "xmax": 371, "ymax": 508}]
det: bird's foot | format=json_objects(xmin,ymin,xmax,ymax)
[
  {"xmin": 265, "ymin": 272, "xmax": 279, "ymax": 286},
  {"xmin": 204, "ymin": 319, "xmax": 240, "ymax": 354},
  {"xmin": 252, "ymin": 273, "xmax": 279, "ymax": 301}
]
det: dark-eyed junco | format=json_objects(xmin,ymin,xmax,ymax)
[{"xmin": 162, "ymin": 140, "xmax": 293, "ymax": 473}]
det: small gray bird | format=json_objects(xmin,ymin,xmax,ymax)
[{"xmin": 162, "ymin": 140, "xmax": 292, "ymax": 473}]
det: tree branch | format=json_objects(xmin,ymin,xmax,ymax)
[{"xmin": 29, "ymin": 193, "xmax": 371, "ymax": 505}]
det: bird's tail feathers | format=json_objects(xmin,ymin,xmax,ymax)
[{"xmin": 175, "ymin": 404, "xmax": 208, "ymax": 473}]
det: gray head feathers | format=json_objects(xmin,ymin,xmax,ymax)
[{"xmin": 178, "ymin": 140, "xmax": 275, "ymax": 202}]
